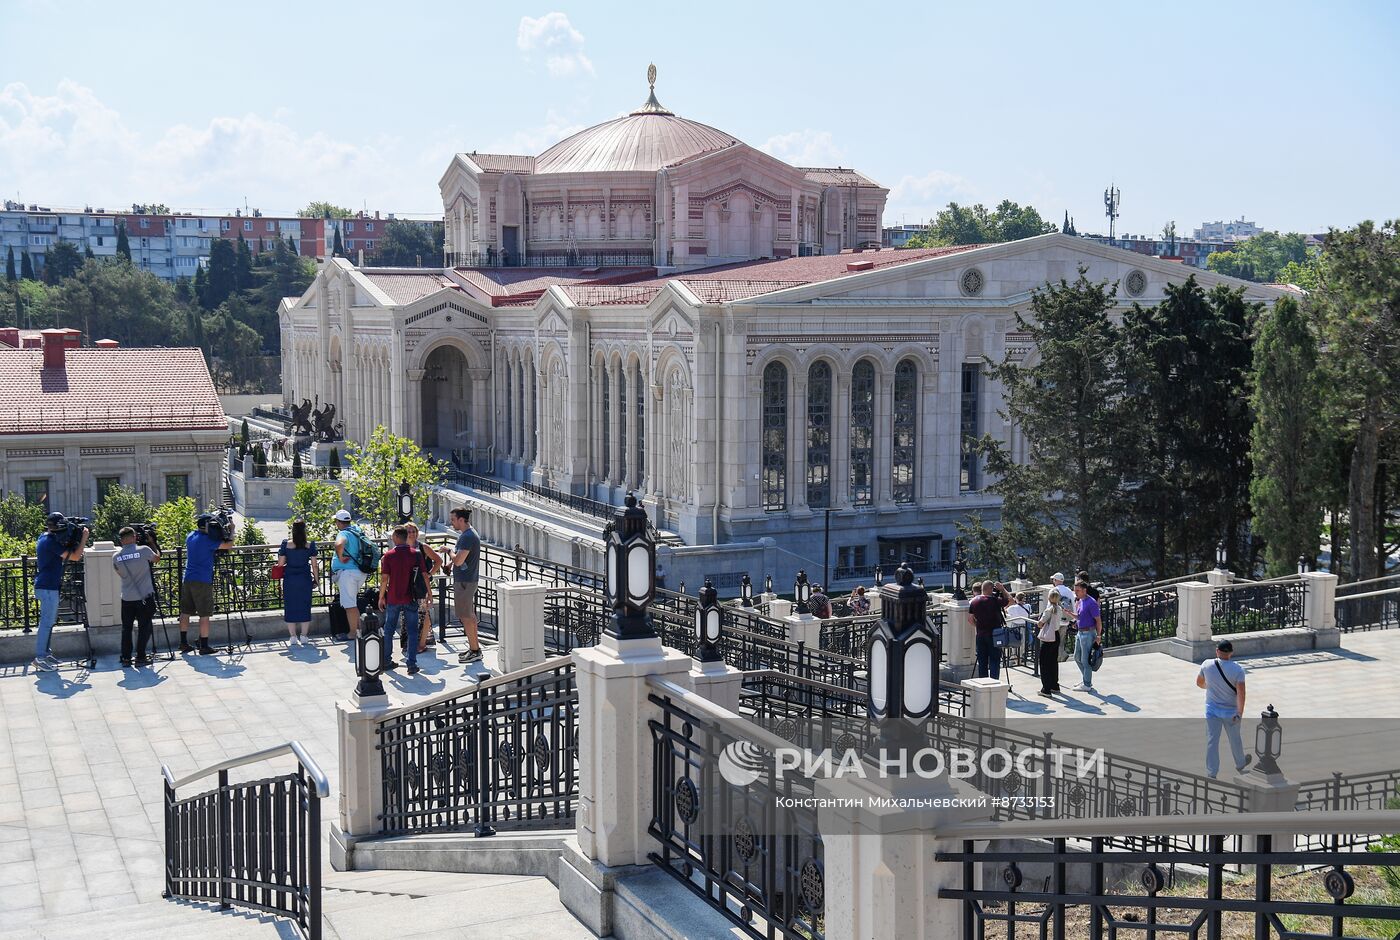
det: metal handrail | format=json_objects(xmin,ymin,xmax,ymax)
[
  {"xmin": 1338, "ymin": 571, "xmax": 1400, "ymax": 593},
  {"xmin": 161, "ymin": 740, "xmax": 329, "ymax": 797},
  {"xmin": 374, "ymin": 652, "xmax": 575, "ymax": 722},
  {"xmin": 940, "ymin": 808, "xmax": 1400, "ymax": 841},
  {"xmin": 1335, "ymin": 585, "xmax": 1400, "ymax": 602},
  {"xmin": 647, "ymin": 674, "xmax": 796, "ymax": 755}
]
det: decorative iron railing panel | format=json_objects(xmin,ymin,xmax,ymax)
[
  {"xmin": 543, "ymin": 587, "xmax": 607, "ymax": 654},
  {"xmin": 648, "ymin": 685, "xmax": 825, "ymax": 940},
  {"xmin": 817, "ymin": 615, "xmax": 881, "ymax": 657},
  {"xmin": 1099, "ymin": 588, "xmax": 1179, "ymax": 646},
  {"xmin": 1336, "ymin": 590, "xmax": 1400, "ymax": 632},
  {"xmin": 444, "ymin": 469, "xmax": 503, "ymax": 496},
  {"xmin": 1211, "ymin": 581, "xmax": 1307, "ymax": 635},
  {"xmin": 1294, "ymin": 770, "xmax": 1400, "ymax": 850},
  {"xmin": 376, "ymin": 658, "xmax": 578, "ymax": 835},
  {"xmin": 521, "ymin": 481, "xmax": 617, "ymax": 522},
  {"xmin": 164, "ymin": 767, "xmax": 321, "ymax": 939},
  {"xmin": 938, "ymin": 835, "xmax": 1400, "ymax": 940}
]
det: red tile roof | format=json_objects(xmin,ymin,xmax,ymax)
[
  {"xmin": 450, "ymin": 267, "xmax": 656, "ymax": 306},
  {"xmin": 0, "ymin": 347, "xmax": 225, "ymax": 435},
  {"xmin": 362, "ymin": 272, "xmax": 458, "ymax": 304},
  {"xmin": 463, "ymin": 153, "xmax": 536, "ymax": 173}
]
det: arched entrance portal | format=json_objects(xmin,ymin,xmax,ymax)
[{"xmin": 420, "ymin": 345, "xmax": 471, "ymax": 451}]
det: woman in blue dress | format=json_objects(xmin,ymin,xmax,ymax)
[{"xmin": 278, "ymin": 520, "xmax": 319, "ymax": 644}]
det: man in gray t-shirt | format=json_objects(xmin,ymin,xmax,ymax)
[
  {"xmin": 112, "ymin": 527, "xmax": 160, "ymax": 666},
  {"xmin": 449, "ymin": 508, "xmax": 484, "ymax": 665},
  {"xmin": 1196, "ymin": 640, "xmax": 1253, "ymax": 778}
]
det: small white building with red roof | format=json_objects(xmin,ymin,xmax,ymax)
[{"xmin": 0, "ymin": 329, "xmax": 228, "ymax": 515}]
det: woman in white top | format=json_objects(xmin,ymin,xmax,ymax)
[{"xmin": 1035, "ymin": 586, "xmax": 1065, "ymax": 696}]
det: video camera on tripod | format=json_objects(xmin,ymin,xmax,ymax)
[
  {"xmin": 198, "ymin": 508, "xmax": 236, "ymax": 543},
  {"xmin": 46, "ymin": 513, "xmax": 91, "ymax": 552},
  {"xmin": 128, "ymin": 521, "xmax": 160, "ymax": 550}
]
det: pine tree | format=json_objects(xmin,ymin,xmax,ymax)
[
  {"xmin": 239, "ymin": 418, "xmax": 251, "ymax": 458},
  {"xmin": 328, "ymin": 446, "xmax": 340, "ymax": 479},
  {"xmin": 115, "ymin": 223, "xmax": 131, "ymax": 261},
  {"xmin": 84, "ymin": 244, "xmax": 95, "ymax": 260},
  {"xmin": 20, "ymin": 251, "xmax": 34, "ymax": 280},
  {"xmin": 193, "ymin": 265, "xmax": 208, "ymax": 308},
  {"xmin": 292, "ymin": 447, "xmax": 304, "ymax": 479},
  {"xmin": 204, "ymin": 239, "xmax": 237, "ymax": 309},
  {"xmin": 5, "ymin": 246, "xmax": 16, "ymax": 282},
  {"xmin": 332, "ymin": 224, "xmax": 343, "ymax": 257},
  {"xmin": 234, "ymin": 233, "xmax": 254, "ymax": 293},
  {"xmin": 1249, "ymin": 296, "xmax": 1328, "ymax": 574}
]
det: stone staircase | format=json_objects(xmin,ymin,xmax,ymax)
[{"xmin": 0, "ymin": 869, "xmax": 593, "ymax": 940}]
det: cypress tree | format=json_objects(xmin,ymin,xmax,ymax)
[
  {"xmin": 193, "ymin": 265, "xmax": 208, "ymax": 308},
  {"xmin": 5, "ymin": 246, "xmax": 15, "ymax": 282},
  {"xmin": 235, "ymin": 233, "xmax": 254, "ymax": 292},
  {"xmin": 332, "ymin": 224, "xmax": 343, "ymax": 257},
  {"xmin": 328, "ymin": 447, "xmax": 340, "ymax": 479},
  {"xmin": 20, "ymin": 251, "xmax": 34, "ymax": 280},
  {"xmin": 292, "ymin": 447, "xmax": 304, "ymax": 479},
  {"xmin": 115, "ymin": 222, "xmax": 131, "ymax": 261},
  {"xmin": 240, "ymin": 418, "xmax": 251, "ymax": 455}
]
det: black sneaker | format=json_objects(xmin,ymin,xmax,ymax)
[
  {"xmin": 134, "ymin": 657, "xmax": 152, "ymax": 667},
  {"xmin": 179, "ymin": 641, "xmax": 194, "ymax": 654},
  {"xmin": 1237, "ymin": 754, "xmax": 1254, "ymax": 773},
  {"xmin": 407, "ymin": 664, "xmax": 421, "ymax": 676},
  {"xmin": 197, "ymin": 641, "xmax": 217, "ymax": 656},
  {"xmin": 463, "ymin": 648, "xmax": 483, "ymax": 664},
  {"xmin": 120, "ymin": 658, "xmax": 133, "ymax": 667},
  {"xmin": 384, "ymin": 658, "xmax": 400, "ymax": 671}
]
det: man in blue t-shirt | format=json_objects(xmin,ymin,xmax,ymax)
[
  {"xmin": 176, "ymin": 516, "xmax": 234, "ymax": 655},
  {"xmin": 1196, "ymin": 640, "xmax": 1253, "ymax": 778},
  {"xmin": 32, "ymin": 513, "xmax": 87, "ymax": 672}
]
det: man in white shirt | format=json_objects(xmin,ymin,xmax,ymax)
[{"xmin": 1196, "ymin": 640, "xmax": 1254, "ymax": 778}]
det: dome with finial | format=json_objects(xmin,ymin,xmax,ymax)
[{"xmin": 534, "ymin": 64, "xmax": 741, "ymax": 174}]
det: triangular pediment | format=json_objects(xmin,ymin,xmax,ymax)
[{"xmin": 648, "ymin": 300, "xmax": 697, "ymax": 339}]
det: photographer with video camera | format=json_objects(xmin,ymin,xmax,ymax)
[
  {"xmin": 32, "ymin": 512, "xmax": 88, "ymax": 673},
  {"xmin": 113, "ymin": 525, "xmax": 160, "ymax": 667},
  {"xmin": 177, "ymin": 511, "xmax": 234, "ymax": 655}
]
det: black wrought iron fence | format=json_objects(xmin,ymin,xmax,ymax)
[
  {"xmin": 377, "ymin": 657, "xmax": 579, "ymax": 836},
  {"xmin": 647, "ymin": 678, "xmax": 826, "ymax": 940},
  {"xmin": 1336, "ymin": 589, "xmax": 1400, "ymax": 632},
  {"xmin": 937, "ymin": 832, "xmax": 1400, "ymax": 940},
  {"xmin": 456, "ymin": 249, "xmax": 654, "ymax": 268},
  {"xmin": 479, "ymin": 544, "xmax": 603, "ymax": 591},
  {"xmin": 543, "ymin": 587, "xmax": 606, "ymax": 654},
  {"xmin": 817, "ymin": 615, "xmax": 881, "ymax": 657},
  {"xmin": 162, "ymin": 744, "xmax": 325, "ymax": 940},
  {"xmin": 444, "ymin": 470, "xmax": 502, "ymax": 496},
  {"xmin": 521, "ymin": 481, "xmax": 616, "ymax": 522},
  {"xmin": 0, "ymin": 555, "xmax": 90, "ymax": 633},
  {"xmin": 1099, "ymin": 587, "xmax": 1179, "ymax": 645},
  {"xmin": 1295, "ymin": 770, "xmax": 1400, "ymax": 850},
  {"xmin": 1211, "ymin": 581, "xmax": 1308, "ymax": 635}
]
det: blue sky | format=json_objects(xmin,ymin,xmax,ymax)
[{"xmin": 2, "ymin": 0, "xmax": 1397, "ymax": 235}]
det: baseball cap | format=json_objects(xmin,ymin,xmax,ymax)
[
  {"xmin": 1216, "ymin": 640, "xmax": 1234, "ymax": 652},
  {"xmin": 1051, "ymin": 572, "xmax": 1065, "ymax": 582},
  {"xmin": 333, "ymin": 510, "xmax": 353, "ymax": 522}
]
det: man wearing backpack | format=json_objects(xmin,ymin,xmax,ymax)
[
  {"xmin": 1196, "ymin": 640, "xmax": 1253, "ymax": 778},
  {"xmin": 332, "ymin": 510, "xmax": 367, "ymax": 640}
]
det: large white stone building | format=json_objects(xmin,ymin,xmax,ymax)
[{"xmin": 280, "ymin": 72, "xmax": 1289, "ymax": 587}]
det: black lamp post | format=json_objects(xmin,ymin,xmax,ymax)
[
  {"xmin": 874, "ymin": 565, "xmax": 883, "ymax": 587},
  {"xmin": 694, "ymin": 578, "xmax": 723, "ymax": 662},
  {"xmin": 952, "ymin": 544, "xmax": 968, "ymax": 602},
  {"xmin": 866, "ymin": 563, "xmax": 936, "ymax": 756},
  {"xmin": 1215, "ymin": 540, "xmax": 1228, "ymax": 571},
  {"xmin": 1016, "ymin": 555, "xmax": 1028, "ymax": 581},
  {"xmin": 794, "ymin": 569, "xmax": 812, "ymax": 615},
  {"xmin": 397, "ymin": 481, "xmax": 413, "ymax": 525},
  {"xmin": 678, "ymin": 579, "xmax": 686, "ymax": 596},
  {"xmin": 355, "ymin": 609, "xmax": 386, "ymax": 698},
  {"xmin": 1254, "ymin": 704, "xmax": 1283, "ymax": 775},
  {"xmin": 740, "ymin": 574, "xmax": 754, "ymax": 609},
  {"xmin": 603, "ymin": 492, "xmax": 657, "ymax": 641},
  {"xmin": 764, "ymin": 574, "xmax": 773, "ymax": 595}
]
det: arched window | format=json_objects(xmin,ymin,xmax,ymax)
[
  {"xmin": 849, "ymin": 360, "xmax": 875, "ymax": 506},
  {"xmin": 617, "ymin": 365, "xmax": 628, "ymax": 484},
  {"xmin": 504, "ymin": 355, "xmax": 513, "ymax": 457},
  {"xmin": 761, "ymin": 362, "xmax": 788, "ymax": 511},
  {"xmin": 600, "ymin": 362, "xmax": 611, "ymax": 480},
  {"xmin": 892, "ymin": 359, "xmax": 918, "ymax": 505},
  {"xmin": 634, "ymin": 361, "xmax": 645, "ymax": 489},
  {"xmin": 806, "ymin": 361, "xmax": 832, "ymax": 508}
]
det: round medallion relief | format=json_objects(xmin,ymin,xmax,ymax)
[
  {"xmin": 959, "ymin": 268, "xmax": 985, "ymax": 297},
  {"xmin": 1125, "ymin": 269, "xmax": 1147, "ymax": 297}
]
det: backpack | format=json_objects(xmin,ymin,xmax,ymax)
[{"xmin": 346, "ymin": 525, "xmax": 380, "ymax": 575}]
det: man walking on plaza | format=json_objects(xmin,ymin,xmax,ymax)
[
  {"xmin": 378, "ymin": 526, "xmax": 422, "ymax": 676},
  {"xmin": 332, "ymin": 509, "xmax": 365, "ymax": 640},
  {"xmin": 449, "ymin": 508, "xmax": 484, "ymax": 664},
  {"xmin": 969, "ymin": 579, "xmax": 1010, "ymax": 680},
  {"xmin": 1197, "ymin": 640, "xmax": 1253, "ymax": 778},
  {"xmin": 1071, "ymin": 579, "xmax": 1101, "ymax": 692}
]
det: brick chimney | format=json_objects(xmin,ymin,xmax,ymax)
[
  {"xmin": 62, "ymin": 328, "xmax": 82, "ymax": 348},
  {"xmin": 0, "ymin": 327, "xmax": 18, "ymax": 349},
  {"xmin": 95, "ymin": 338, "xmax": 119, "ymax": 349},
  {"xmin": 40, "ymin": 329, "xmax": 68, "ymax": 368}
]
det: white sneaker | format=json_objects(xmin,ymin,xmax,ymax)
[
  {"xmin": 42, "ymin": 653, "xmax": 60, "ymax": 665},
  {"xmin": 34, "ymin": 658, "xmax": 56, "ymax": 673},
  {"xmin": 1072, "ymin": 682, "xmax": 1089, "ymax": 691}
]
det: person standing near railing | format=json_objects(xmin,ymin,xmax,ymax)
[
  {"xmin": 808, "ymin": 583, "xmax": 832, "ymax": 618},
  {"xmin": 177, "ymin": 516, "xmax": 233, "ymax": 656},
  {"xmin": 378, "ymin": 525, "xmax": 421, "ymax": 676},
  {"xmin": 969, "ymin": 579, "xmax": 1010, "ymax": 680},
  {"xmin": 449, "ymin": 508, "xmax": 484, "ymax": 665},
  {"xmin": 404, "ymin": 522, "xmax": 441, "ymax": 655},
  {"xmin": 1035, "ymin": 586, "xmax": 1065, "ymax": 697},
  {"xmin": 113, "ymin": 526, "xmax": 158, "ymax": 666},
  {"xmin": 1196, "ymin": 639, "xmax": 1253, "ymax": 778},
  {"xmin": 331, "ymin": 509, "xmax": 365, "ymax": 641},
  {"xmin": 277, "ymin": 520, "xmax": 319, "ymax": 646},
  {"xmin": 1071, "ymin": 579, "xmax": 1102, "ymax": 692},
  {"xmin": 848, "ymin": 585, "xmax": 871, "ymax": 615},
  {"xmin": 32, "ymin": 513, "xmax": 86, "ymax": 673}
]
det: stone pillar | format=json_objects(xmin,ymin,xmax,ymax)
[
  {"xmin": 330, "ymin": 689, "xmax": 392, "ymax": 870},
  {"xmin": 405, "ymin": 368, "xmax": 426, "ymax": 443},
  {"xmin": 83, "ymin": 540, "xmax": 121, "ymax": 629},
  {"xmin": 942, "ymin": 599, "xmax": 974, "ymax": 680},
  {"xmin": 818, "ymin": 774, "xmax": 991, "ymax": 940},
  {"xmin": 496, "ymin": 580, "xmax": 548, "ymax": 673},
  {"xmin": 1235, "ymin": 763, "xmax": 1300, "ymax": 854},
  {"xmin": 1009, "ymin": 578, "xmax": 1033, "ymax": 596},
  {"xmin": 961, "ymin": 676, "xmax": 1009, "ymax": 725},
  {"xmin": 1205, "ymin": 569, "xmax": 1233, "ymax": 587},
  {"xmin": 688, "ymin": 656, "xmax": 744, "ymax": 713},
  {"xmin": 768, "ymin": 598, "xmax": 793, "ymax": 619},
  {"xmin": 784, "ymin": 611, "xmax": 821, "ymax": 648},
  {"xmin": 1171, "ymin": 581, "xmax": 1215, "ymax": 662},
  {"xmin": 1301, "ymin": 571, "xmax": 1339, "ymax": 649}
]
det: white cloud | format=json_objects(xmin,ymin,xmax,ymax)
[
  {"xmin": 484, "ymin": 109, "xmax": 587, "ymax": 155},
  {"xmin": 758, "ymin": 129, "xmax": 844, "ymax": 167},
  {"xmin": 517, "ymin": 12, "xmax": 595, "ymax": 78},
  {"xmin": 0, "ymin": 81, "xmax": 444, "ymax": 214},
  {"xmin": 886, "ymin": 169, "xmax": 977, "ymax": 225}
]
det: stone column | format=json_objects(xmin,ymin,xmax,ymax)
[
  {"xmin": 791, "ymin": 374, "xmax": 809, "ymax": 513},
  {"xmin": 942, "ymin": 599, "xmax": 974, "ymax": 680},
  {"xmin": 874, "ymin": 373, "xmax": 894, "ymax": 506},
  {"xmin": 1205, "ymin": 569, "xmax": 1233, "ymax": 587},
  {"xmin": 1300, "ymin": 571, "xmax": 1339, "ymax": 649},
  {"xmin": 404, "ymin": 368, "xmax": 426, "ymax": 442},
  {"xmin": 961, "ymin": 676, "xmax": 1009, "ymax": 725},
  {"xmin": 784, "ymin": 610, "xmax": 821, "ymax": 648},
  {"xmin": 1171, "ymin": 581, "xmax": 1216, "ymax": 662},
  {"xmin": 625, "ymin": 363, "xmax": 639, "ymax": 489},
  {"xmin": 768, "ymin": 598, "xmax": 793, "ymax": 619},
  {"xmin": 330, "ymin": 687, "xmax": 392, "ymax": 870},
  {"xmin": 496, "ymin": 580, "xmax": 548, "ymax": 673},
  {"xmin": 83, "ymin": 540, "xmax": 121, "ymax": 629},
  {"xmin": 688, "ymin": 656, "xmax": 744, "ymax": 713},
  {"xmin": 832, "ymin": 371, "xmax": 851, "ymax": 509}
]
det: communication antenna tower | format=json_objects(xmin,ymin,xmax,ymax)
[{"xmin": 1104, "ymin": 184, "xmax": 1121, "ymax": 239}]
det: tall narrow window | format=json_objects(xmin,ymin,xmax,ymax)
[
  {"xmin": 961, "ymin": 363, "xmax": 982, "ymax": 491},
  {"xmin": 504, "ymin": 358, "xmax": 513, "ymax": 456},
  {"xmin": 892, "ymin": 359, "xmax": 917, "ymax": 505},
  {"xmin": 518, "ymin": 363, "xmax": 527, "ymax": 458},
  {"xmin": 601, "ymin": 364, "xmax": 611, "ymax": 480},
  {"xmin": 761, "ymin": 362, "xmax": 788, "ymax": 511},
  {"xmin": 634, "ymin": 362, "xmax": 645, "ymax": 489},
  {"xmin": 806, "ymin": 361, "xmax": 832, "ymax": 508},
  {"xmin": 849, "ymin": 360, "xmax": 875, "ymax": 506},
  {"xmin": 618, "ymin": 367, "xmax": 628, "ymax": 485}
]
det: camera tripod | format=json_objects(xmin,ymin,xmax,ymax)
[
  {"xmin": 212, "ymin": 558, "xmax": 254, "ymax": 655},
  {"xmin": 147, "ymin": 575, "xmax": 177, "ymax": 663},
  {"xmin": 60, "ymin": 561, "xmax": 96, "ymax": 670}
]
